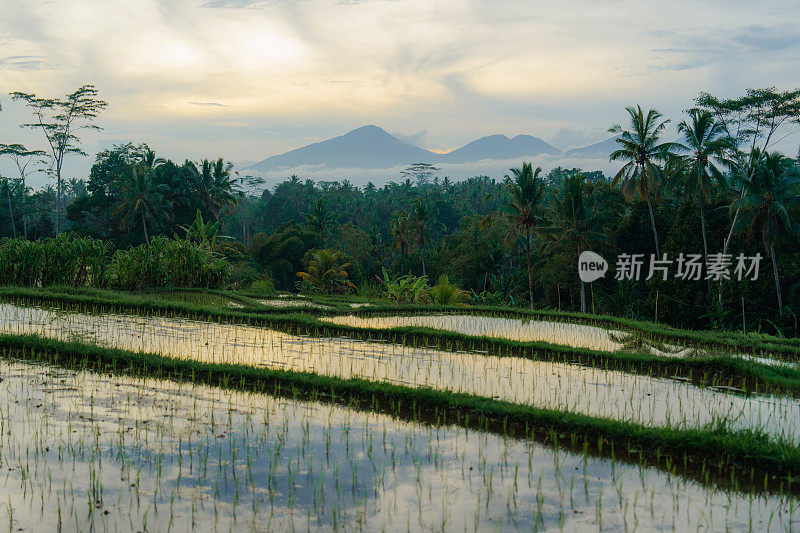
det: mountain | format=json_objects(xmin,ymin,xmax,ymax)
[
  {"xmin": 247, "ymin": 126, "xmax": 613, "ymax": 176},
  {"xmin": 442, "ymin": 134, "xmax": 560, "ymax": 163},
  {"xmin": 248, "ymin": 125, "xmax": 436, "ymax": 172},
  {"xmin": 562, "ymin": 136, "xmax": 620, "ymax": 158}
]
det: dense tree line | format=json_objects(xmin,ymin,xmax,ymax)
[{"xmin": 1, "ymin": 85, "xmax": 799, "ymax": 334}]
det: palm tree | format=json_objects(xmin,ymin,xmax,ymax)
[
  {"xmin": 296, "ymin": 249, "xmax": 356, "ymax": 294},
  {"xmin": 675, "ymin": 109, "xmax": 733, "ymax": 263},
  {"xmin": 191, "ymin": 158, "xmax": 240, "ymax": 220},
  {"xmin": 504, "ymin": 162, "xmax": 545, "ymax": 310},
  {"xmin": 411, "ymin": 198, "xmax": 429, "ymax": 276},
  {"xmin": 116, "ymin": 165, "xmax": 168, "ymax": 245},
  {"xmin": 609, "ymin": 105, "xmax": 675, "ymax": 257},
  {"xmin": 732, "ymin": 153, "xmax": 800, "ymax": 316},
  {"xmin": 305, "ymin": 198, "xmax": 336, "ymax": 244},
  {"xmin": 390, "ymin": 210, "xmax": 412, "ymax": 273},
  {"xmin": 0, "ymin": 144, "xmax": 45, "ymax": 239},
  {"xmin": 540, "ymin": 175, "xmax": 608, "ymax": 313},
  {"xmin": 141, "ymin": 148, "xmax": 166, "ymax": 170}
]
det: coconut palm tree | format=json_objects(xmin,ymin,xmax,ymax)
[
  {"xmin": 390, "ymin": 210, "xmax": 413, "ymax": 274},
  {"xmin": 609, "ymin": 105, "xmax": 675, "ymax": 257},
  {"xmin": 0, "ymin": 144, "xmax": 45, "ymax": 239},
  {"xmin": 540, "ymin": 174, "xmax": 608, "ymax": 313},
  {"xmin": 675, "ymin": 109, "xmax": 734, "ymax": 262},
  {"xmin": 504, "ymin": 162, "xmax": 545, "ymax": 309},
  {"xmin": 191, "ymin": 158, "xmax": 240, "ymax": 220},
  {"xmin": 411, "ymin": 198, "xmax": 430, "ymax": 276},
  {"xmin": 305, "ymin": 198, "xmax": 336, "ymax": 244},
  {"xmin": 116, "ymin": 165, "xmax": 168, "ymax": 245},
  {"xmin": 732, "ymin": 152, "xmax": 800, "ymax": 316},
  {"xmin": 296, "ymin": 249, "xmax": 356, "ymax": 294}
]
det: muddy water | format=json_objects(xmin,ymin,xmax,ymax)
[
  {"xmin": 0, "ymin": 358, "xmax": 797, "ymax": 532},
  {"xmin": 1, "ymin": 303, "xmax": 799, "ymax": 443}
]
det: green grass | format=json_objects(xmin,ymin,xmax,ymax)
[
  {"xmin": 1, "ymin": 332, "xmax": 799, "ymax": 496},
  {"xmin": 3, "ymin": 285, "xmax": 800, "ymax": 397}
]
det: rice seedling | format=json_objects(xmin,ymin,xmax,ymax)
[{"xmin": 0, "ymin": 356, "xmax": 798, "ymax": 532}]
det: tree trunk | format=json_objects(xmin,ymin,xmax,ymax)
[
  {"xmin": 700, "ymin": 205, "xmax": 711, "ymax": 295},
  {"xmin": 56, "ymin": 164, "xmax": 62, "ymax": 235},
  {"xmin": 142, "ymin": 212, "xmax": 150, "ymax": 246},
  {"xmin": 22, "ymin": 176, "xmax": 27, "ymax": 240},
  {"xmin": 526, "ymin": 228, "xmax": 533, "ymax": 310},
  {"xmin": 580, "ymin": 280, "xmax": 586, "ymax": 314},
  {"xmin": 771, "ymin": 244, "xmax": 783, "ymax": 317},
  {"xmin": 6, "ymin": 183, "xmax": 16, "ymax": 237},
  {"xmin": 645, "ymin": 194, "xmax": 660, "ymax": 257}
]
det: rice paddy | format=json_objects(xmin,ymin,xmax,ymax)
[{"xmin": 1, "ymin": 295, "xmax": 799, "ymax": 531}]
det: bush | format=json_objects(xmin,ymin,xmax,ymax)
[
  {"xmin": 109, "ymin": 236, "xmax": 229, "ymax": 291},
  {"xmin": 297, "ymin": 249, "xmax": 356, "ymax": 294},
  {"xmin": 429, "ymin": 275, "xmax": 469, "ymax": 305}
]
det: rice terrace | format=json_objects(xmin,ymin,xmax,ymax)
[{"xmin": 2, "ymin": 1, "xmax": 800, "ymax": 532}]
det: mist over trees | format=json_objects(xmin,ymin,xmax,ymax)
[{"xmin": 1, "ymin": 85, "xmax": 799, "ymax": 334}]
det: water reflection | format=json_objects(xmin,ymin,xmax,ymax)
[
  {"xmin": 1, "ymin": 303, "xmax": 798, "ymax": 443},
  {"xmin": 0, "ymin": 359, "xmax": 796, "ymax": 531}
]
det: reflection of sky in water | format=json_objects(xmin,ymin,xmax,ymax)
[
  {"xmin": 323, "ymin": 313, "xmax": 791, "ymax": 367},
  {"xmin": 324, "ymin": 313, "xmax": 630, "ymax": 351},
  {"xmin": 1, "ymin": 359, "xmax": 797, "ymax": 532},
  {"xmin": 1, "ymin": 303, "xmax": 800, "ymax": 443}
]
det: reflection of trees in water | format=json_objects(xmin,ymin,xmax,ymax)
[{"xmin": 609, "ymin": 331, "xmax": 685, "ymax": 355}]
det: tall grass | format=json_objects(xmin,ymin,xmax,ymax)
[{"xmin": 0, "ymin": 234, "xmax": 229, "ymax": 290}]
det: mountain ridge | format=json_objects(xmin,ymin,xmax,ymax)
[{"xmin": 247, "ymin": 125, "xmax": 614, "ymax": 173}]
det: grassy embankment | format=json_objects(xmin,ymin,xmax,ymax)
[{"xmin": 1, "ymin": 285, "xmax": 799, "ymax": 396}]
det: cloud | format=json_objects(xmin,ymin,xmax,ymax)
[
  {"xmin": 188, "ymin": 101, "xmax": 228, "ymax": 107},
  {"xmin": 393, "ymin": 129, "xmax": 427, "ymax": 147},
  {"xmin": 548, "ymin": 128, "xmax": 608, "ymax": 151},
  {"xmin": 733, "ymin": 24, "xmax": 800, "ymax": 51},
  {"xmin": 0, "ymin": 55, "xmax": 50, "ymax": 70}
]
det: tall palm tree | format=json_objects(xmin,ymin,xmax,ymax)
[
  {"xmin": 305, "ymin": 198, "xmax": 336, "ymax": 244},
  {"xmin": 116, "ymin": 165, "xmax": 168, "ymax": 245},
  {"xmin": 0, "ymin": 144, "xmax": 45, "ymax": 239},
  {"xmin": 675, "ymin": 109, "xmax": 733, "ymax": 262},
  {"xmin": 390, "ymin": 210, "xmax": 412, "ymax": 274},
  {"xmin": 504, "ymin": 162, "xmax": 545, "ymax": 310},
  {"xmin": 733, "ymin": 152, "xmax": 800, "ymax": 316},
  {"xmin": 609, "ymin": 105, "xmax": 675, "ymax": 257},
  {"xmin": 411, "ymin": 198, "xmax": 429, "ymax": 276},
  {"xmin": 191, "ymin": 158, "xmax": 240, "ymax": 220},
  {"xmin": 540, "ymin": 175, "xmax": 608, "ymax": 313}
]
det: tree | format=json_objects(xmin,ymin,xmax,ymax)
[
  {"xmin": 411, "ymin": 198, "xmax": 430, "ymax": 276},
  {"xmin": 696, "ymin": 87, "xmax": 800, "ymax": 257},
  {"xmin": 732, "ymin": 153, "xmax": 800, "ymax": 316},
  {"xmin": 116, "ymin": 165, "xmax": 168, "ymax": 245},
  {"xmin": 190, "ymin": 158, "xmax": 241, "ymax": 221},
  {"xmin": 10, "ymin": 85, "xmax": 108, "ymax": 234},
  {"xmin": 296, "ymin": 249, "xmax": 356, "ymax": 294},
  {"xmin": 0, "ymin": 144, "xmax": 46, "ymax": 238},
  {"xmin": 503, "ymin": 162, "xmax": 545, "ymax": 309},
  {"xmin": 609, "ymin": 105, "xmax": 675, "ymax": 257},
  {"xmin": 540, "ymin": 174, "xmax": 608, "ymax": 313},
  {"xmin": 305, "ymin": 197, "xmax": 335, "ymax": 244},
  {"xmin": 675, "ymin": 109, "xmax": 733, "ymax": 263},
  {"xmin": 390, "ymin": 210, "xmax": 413, "ymax": 273},
  {"xmin": 401, "ymin": 163, "xmax": 439, "ymax": 185}
]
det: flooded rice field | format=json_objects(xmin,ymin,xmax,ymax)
[
  {"xmin": 1, "ymin": 358, "xmax": 798, "ymax": 532},
  {"xmin": 1, "ymin": 303, "xmax": 799, "ymax": 443},
  {"xmin": 322, "ymin": 313, "xmax": 788, "ymax": 365}
]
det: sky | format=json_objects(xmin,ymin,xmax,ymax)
[{"xmin": 1, "ymin": 0, "xmax": 799, "ymax": 187}]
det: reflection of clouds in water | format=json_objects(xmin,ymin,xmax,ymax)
[
  {"xmin": 2, "ymin": 303, "xmax": 800, "ymax": 442},
  {"xmin": 2, "ymin": 359, "xmax": 797, "ymax": 532}
]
